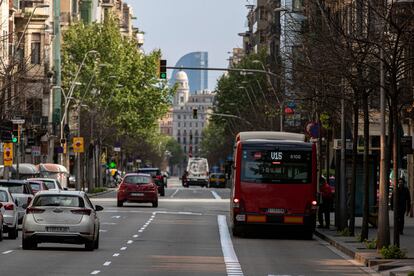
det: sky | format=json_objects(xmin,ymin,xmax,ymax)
[{"xmin": 128, "ymin": 0, "xmax": 248, "ymax": 90}]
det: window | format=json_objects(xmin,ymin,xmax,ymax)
[
  {"xmin": 26, "ymin": 98, "xmax": 42, "ymax": 118},
  {"xmin": 177, "ymin": 114, "xmax": 181, "ymax": 119},
  {"xmin": 292, "ymin": 0, "xmax": 304, "ymax": 12},
  {"xmin": 31, "ymin": 33, "xmax": 41, "ymax": 64}
]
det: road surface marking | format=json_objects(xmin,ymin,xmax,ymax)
[
  {"xmin": 2, "ymin": 250, "xmax": 13, "ymax": 254},
  {"xmin": 133, "ymin": 234, "xmax": 139, "ymax": 238},
  {"xmin": 120, "ymin": 247, "xmax": 127, "ymax": 251},
  {"xmin": 127, "ymin": 240, "xmax": 133, "ymax": 244},
  {"xmin": 90, "ymin": 271, "xmax": 100, "ymax": 275},
  {"xmin": 138, "ymin": 230, "xmax": 143, "ymax": 232},
  {"xmin": 99, "ymin": 230, "xmax": 107, "ymax": 233},
  {"xmin": 218, "ymin": 215, "xmax": 244, "ymax": 276},
  {"xmin": 113, "ymin": 253, "xmax": 120, "ymax": 257},
  {"xmin": 101, "ymin": 222, "xmax": 117, "ymax": 225},
  {"xmin": 111, "ymin": 215, "xmax": 121, "ymax": 219},
  {"xmin": 171, "ymin": 189, "xmax": 179, "ymax": 198},
  {"xmin": 103, "ymin": 261, "xmax": 111, "ymax": 266},
  {"xmin": 211, "ymin": 191, "xmax": 222, "ymax": 200},
  {"xmin": 156, "ymin": 211, "xmax": 202, "ymax": 216}
]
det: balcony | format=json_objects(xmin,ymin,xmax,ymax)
[{"xmin": 101, "ymin": 0, "xmax": 115, "ymax": 7}]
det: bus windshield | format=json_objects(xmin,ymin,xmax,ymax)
[{"xmin": 241, "ymin": 147, "xmax": 312, "ymax": 184}]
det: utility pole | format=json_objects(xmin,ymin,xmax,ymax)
[{"xmin": 53, "ymin": 0, "xmax": 62, "ymax": 128}]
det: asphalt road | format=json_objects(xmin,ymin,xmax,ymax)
[{"xmin": 0, "ymin": 178, "xmax": 377, "ymax": 276}]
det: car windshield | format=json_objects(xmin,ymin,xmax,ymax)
[
  {"xmin": 241, "ymin": 148, "xmax": 312, "ymax": 184},
  {"xmin": 0, "ymin": 191, "xmax": 8, "ymax": 202},
  {"xmin": 42, "ymin": 180, "xmax": 58, "ymax": 190},
  {"xmin": 33, "ymin": 195, "xmax": 85, "ymax": 207},
  {"xmin": 124, "ymin": 176, "xmax": 151, "ymax": 185},
  {"xmin": 0, "ymin": 183, "xmax": 24, "ymax": 193},
  {"xmin": 138, "ymin": 170, "xmax": 160, "ymax": 177},
  {"xmin": 30, "ymin": 183, "xmax": 41, "ymax": 191}
]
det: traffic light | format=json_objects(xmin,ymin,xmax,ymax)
[
  {"xmin": 159, "ymin": 59, "xmax": 167, "ymax": 79},
  {"xmin": 12, "ymin": 135, "xmax": 17, "ymax": 143},
  {"xmin": 192, "ymin": 108, "xmax": 198, "ymax": 119}
]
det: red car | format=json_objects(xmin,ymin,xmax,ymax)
[
  {"xmin": 28, "ymin": 181, "xmax": 49, "ymax": 194},
  {"xmin": 117, "ymin": 173, "xmax": 158, "ymax": 208}
]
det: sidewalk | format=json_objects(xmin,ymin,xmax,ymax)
[{"xmin": 315, "ymin": 212, "xmax": 414, "ymax": 276}]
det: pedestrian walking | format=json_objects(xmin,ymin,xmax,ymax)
[
  {"xmin": 318, "ymin": 178, "xmax": 333, "ymax": 229},
  {"xmin": 182, "ymin": 171, "xmax": 188, "ymax": 187},
  {"xmin": 391, "ymin": 178, "xmax": 411, "ymax": 235}
]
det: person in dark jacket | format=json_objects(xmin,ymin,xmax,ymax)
[
  {"xmin": 318, "ymin": 178, "xmax": 333, "ymax": 228},
  {"xmin": 391, "ymin": 178, "xmax": 411, "ymax": 235}
]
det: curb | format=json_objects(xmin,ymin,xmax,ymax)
[{"xmin": 88, "ymin": 189, "xmax": 115, "ymax": 198}]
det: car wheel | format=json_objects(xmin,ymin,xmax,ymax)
[
  {"xmin": 22, "ymin": 238, "xmax": 36, "ymax": 250},
  {"xmin": 85, "ymin": 239, "xmax": 95, "ymax": 251},
  {"xmin": 117, "ymin": 200, "xmax": 123, "ymax": 207},
  {"xmin": 8, "ymin": 226, "xmax": 18, "ymax": 239},
  {"xmin": 94, "ymin": 233, "xmax": 99, "ymax": 249},
  {"xmin": 152, "ymin": 200, "xmax": 158, "ymax": 208}
]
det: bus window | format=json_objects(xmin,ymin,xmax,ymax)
[{"xmin": 241, "ymin": 148, "xmax": 312, "ymax": 184}]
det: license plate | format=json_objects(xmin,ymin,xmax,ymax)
[
  {"xmin": 267, "ymin": 208, "xmax": 285, "ymax": 214},
  {"xmin": 131, "ymin": 193, "xmax": 144, "ymax": 196},
  {"xmin": 46, "ymin": 227, "xmax": 69, "ymax": 232}
]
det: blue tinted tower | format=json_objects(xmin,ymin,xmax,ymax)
[{"xmin": 171, "ymin": 52, "xmax": 208, "ymax": 93}]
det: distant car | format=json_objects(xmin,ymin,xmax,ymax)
[
  {"xmin": 0, "ymin": 180, "xmax": 34, "ymax": 224},
  {"xmin": 186, "ymin": 157, "xmax": 209, "ymax": 187},
  {"xmin": 0, "ymin": 187, "xmax": 18, "ymax": 239},
  {"xmin": 27, "ymin": 178, "xmax": 63, "ymax": 191},
  {"xmin": 137, "ymin": 168, "xmax": 166, "ymax": 196},
  {"xmin": 117, "ymin": 173, "xmax": 158, "ymax": 207},
  {"xmin": 22, "ymin": 190, "xmax": 103, "ymax": 250},
  {"xmin": 28, "ymin": 180, "xmax": 49, "ymax": 194},
  {"xmin": 209, "ymin": 173, "xmax": 226, "ymax": 188}
]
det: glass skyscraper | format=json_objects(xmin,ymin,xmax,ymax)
[{"xmin": 171, "ymin": 52, "xmax": 208, "ymax": 94}]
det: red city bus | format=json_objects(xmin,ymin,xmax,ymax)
[{"xmin": 230, "ymin": 132, "xmax": 318, "ymax": 238}]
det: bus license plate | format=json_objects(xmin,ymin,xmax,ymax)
[{"xmin": 267, "ymin": 208, "xmax": 285, "ymax": 214}]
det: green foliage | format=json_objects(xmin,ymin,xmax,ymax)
[
  {"xmin": 364, "ymin": 239, "xmax": 377, "ymax": 249},
  {"xmin": 89, "ymin": 187, "xmax": 107, "ymax": 194},
  {"xmin": 380, "ymin": 245, "xmax": 407, "ymax": 259},
  {"xmin": 164, "ymin": 137, "xmax": 184, "ymax": 166},
  {"xmin": 407, "ymin": 272, "xmax": 414, "ymax": 276},
  {"xmin": 338, "ymin": 228, "xmax": 351, "ymax": 237},
  {"xmin": 62, "ymin": 17, "xmax": 174, "ymax": 138}
]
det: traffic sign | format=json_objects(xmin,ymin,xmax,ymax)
[
  {"xmin": 73, "ymin": 137, "xmax": 84, "ymax": 153},
  {"xmin": 3, "ymin": 143, "xmax": 13, "ymax": 167},
  {"xmin": 11, "ymin": 119, "xmax": 25, "ymax": 125}
]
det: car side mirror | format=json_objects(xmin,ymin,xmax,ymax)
[
  {"xmin": 21, "ymin": 204, "xmax": 28, "ymax": 209},
  {"xmin": 95, "ymin": 205, "xmax": 104, "ymax": 212}
]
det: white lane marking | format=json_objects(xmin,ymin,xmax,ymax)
[
  {"xmin": 120, "ymin": 247, "xmax": 127, "ymax": 251},
  {"xmin": 101, "ymin": 222, "xmax": 117, "ymax": 225},
  {"xmin": 111, "ymin": 215, "xmax": 121, "ymax": 219},
  {"xmin": 99, "ymin": 230, "xmax": 107, "ymax": 233},
  {"xmin": 127, "ymin": 240, "xmax": 133, "ymax": 244},
  {"xmin": 155, "ymin": 211, "xmax": 202, "ymax": 216},
  {"xmin": 217, "ymin": 215, "xmax": 244, "ymax": 276},
  {"xmin": 2, "ymin": 250, "xmax": 13, "ymax": 254},
  {"xmin": 91, "ymin": 271, "xmax": 100, "ymax": 275},
  {"xmin": 211, "ymin": 190, "xmax": 222, "ymax": 200},
  {"xmin": 314, "ymin": 236, "xmax": 381, "ymax": 276},
  {"xmin": 133, "ymin": 234, "xmax": 139, "ymax": 238},
  {"xmin": 138, "ymin": 230, "xmax": 143, "ymax": 233},
  {"xmin": 103, "ymin": 261, "xmax": 111, "ymax": 266},
  {"xmin": 113, "ymin": 253, "xmax": 120, "ymax": 257},
  {"xmin": 170, "ymin": 189, "xmax": 179, "ymax": 198}
]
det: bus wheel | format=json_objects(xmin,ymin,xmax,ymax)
[{"xmin": 304, "ymin": 231, "xmax": 313, "ymax": 240}]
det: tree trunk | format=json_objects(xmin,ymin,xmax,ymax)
[
  {"xmin": 350, "ymin": 100, "xmax": 359, "ymax": 236},
  {"xmin": 361, "ymin": 92, "xmax": 370, "ymax": 241},
  {"xmin": 392, "ymin": 98, "xmax": 400, "ymax": 247}
]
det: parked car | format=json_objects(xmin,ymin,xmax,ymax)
[
  {"xmin": 22, "ymin": 190, "xmax": 103, "ymax": 250},
  {"xmin": 27, "ymin": 178, "xmax": 63, "ymax": 191},
  {"xmin": 0, "ymin": 187, "xmax": 18, "ymax": 239},
  {"xmin": 28, "ymin": 180, "xmax": 49, "ymax": 194},
  {"xmin": 0, "ymin": 180, "xmax": 34, "ymax": 224},
  {"xmin": 117, "ymin": 173, "xmax": 158, "ymax": 207},
  {"xmin": 137, "ymin": 168, "xmax": 166, "ymax": 196},
  {"xmin": 209, "ymin": 173, "xmax": 226, "ymax": 188}
]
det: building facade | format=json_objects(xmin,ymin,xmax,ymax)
[
  {"xmin": 170, "ymin": 52, "xmax": 208, "ymax": 94},
  {"xmin": 172, "ymin": 71, "xmax": 214, "ymax": 165}
]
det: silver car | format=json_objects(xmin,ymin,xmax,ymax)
[
  {"xmin": 22, "ymin": 191, "xmax": 103, "ymax": 250},
  {"xmin": 27, "ymin": 178, "xmax": 63, "ymax": 191},
  {"xmin": 0, "ymin": 180, "xmax": 34, "ymax": 224},
  {"xmin": 0, "ymin": 187, "xmax": 18, "ymax": 239}
]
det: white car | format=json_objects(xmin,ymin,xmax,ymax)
[
  {"xmin": 22, "ymin": 190, "xmax": 103, "ymax": 250},
  {"xmin": 0, "ymin": 187, "xmax": 18, "ymax": 239},
  {"xmin": 27, "ymin": 178, "xmax": 63, "ymax": 191}
]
